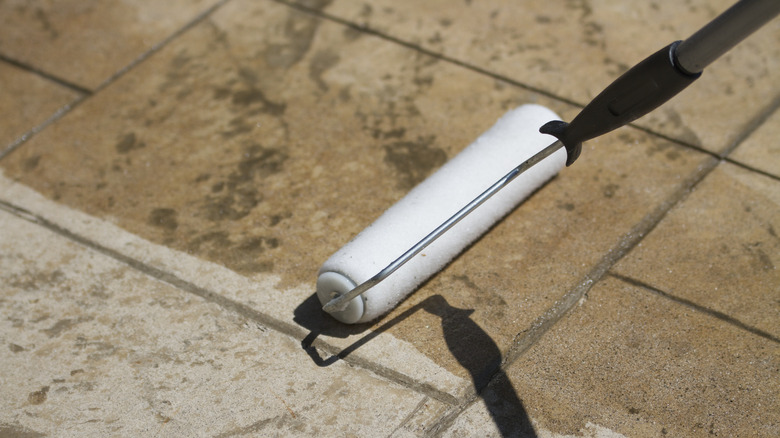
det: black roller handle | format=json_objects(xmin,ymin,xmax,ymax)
[{"xmin": 541, "ymin": 0, "xmax": 780, "ymax": 166}]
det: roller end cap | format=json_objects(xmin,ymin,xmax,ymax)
[{"xmin": 317, "ymin": 272, "xmax": 365, "ymax": 324}]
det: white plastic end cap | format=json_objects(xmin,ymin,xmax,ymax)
[{"xmin": 316, "ymin": 271, "xmax": 364, "ymax": 324}]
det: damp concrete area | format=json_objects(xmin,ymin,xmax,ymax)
[{"xmin": 1, "ymin": 1, "xmax": 778, "ymax": 436}]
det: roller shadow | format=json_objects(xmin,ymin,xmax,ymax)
[{"xmin": 293, "ymin": 294, "xmax": 537, "ymax": 437}]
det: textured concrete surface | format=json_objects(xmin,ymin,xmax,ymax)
[
  {"xmin": 1, "ymin": 0, "xmax": 778, "ymax": 436},
  {"xmin": 614, "ymin": 162, "xmax": 780, "ymax": 339},
  {"xmin": 305, "ymin": 0, "xmax": 780, "ymax": 154},
  {"xmin": 730, "ymin": 105, "xmax": 780, "ymax": 178},
  {"xmin": 0, "ymin": 210, "xmax": 440, "ymax": 437},
  {"xmin": 0, "ymin": 0, "xmax": 712, "ymax": 399},
  {"xmin": 0, "ymin": 0, "xmax": 219, "ymax": 90},
  {"xmin": 0, "ymin": 63, "xmax": 80, "ymax": 152},
  {"xmin": 447, "ymin": 277, "xmax": 779, "ymax": 437}
]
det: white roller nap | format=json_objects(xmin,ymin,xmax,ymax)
[{"xmin": 317, "ymin": 104, "xmax": 566, "ymax": 324}]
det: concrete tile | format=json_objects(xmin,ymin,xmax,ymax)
[
  {"xmin": 0, "ymin": 0, "xmax": 220, "ymax": 90},
  {"xmin": 0, "ymin": 209, "xmax": 433, "ymax": 437},
  {"xmin": 730, "ymin": 107, "xmax": 780, "ymax": 178},
  {"xmin": 0, "ymin": 171, "xmax": 469, "ymax": 402},
  {"xmin": 0, "ymin": 62, "xmax": 80, "ymax": 150},
  {"xmin": 459, "ymin": 276, "xmax": 779, "ymax": 437},
  {"xmin": 311, "ymin": 0, "xmax": 780, "ymax": 153},
  {"xmin": 0, "ymin": 0, "xmax": 713, "ymax": 398},
  {"xmin": 614, "ymin": 162, "xmax": 780, "ymax": 338}
]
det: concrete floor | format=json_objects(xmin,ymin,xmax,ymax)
[{"xmin": 1, "ymin": 1, "xmax": 778, "ymax": 436}]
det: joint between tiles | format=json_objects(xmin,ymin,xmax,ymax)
[
  {"xmin": 427, "ymin": 152, "xmax": 727, "ymax": 436},
  {"xmin": 271, "ymin": 0, "xmax": 582, "ymax": 108},
  {"xmin": 499, "ymin": 174, "xmax": 704, "ymax": 362},
  {"xmin": 720, "ymin": 92, "xmax": 780, "ymax": 160},
  {"xmin": 0, "ymin": 0, "xmax": 232, "ymax": 163},
  {"xmin": 722, "ymin": 158, "xmax": 780, "ymax": 182},
  {"xmin": 609, "ymin": 272, "xmax": 780, "ymax": 344},
  {"xmin": 0, "ymin": 97, "xmax": 85, "ymax": 162},
  {"xmin": 0, "ymin": 197, "xmax": 458, "ymax": 407},
  {"xmin": 272, "ymin": 0, "xmax": 776, "ymax": 172},
  {"xmin": 0, "ymin": 54, "xmax": 93, "ymax": 95}
]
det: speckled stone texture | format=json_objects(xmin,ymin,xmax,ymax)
[
  {"xmin": 445, "ymin": 276, "xmax": 779, "ymax": 437},
  {"xmin": 0, "ymin": 0, "xmax": 716, "ymax": 399},
  {"xmin": 0, "ymin": 0, "xmax": 220, "ymax": 90},
  {"xmin": 0, "ymin": 0, "xmax": 778, "ymax": 436},
  {"xmin": 0, "ymin": 63, "xmax": 80, "ymax": 153},
  {"xmin": 0, "ymin": 209, "xmax": 442, "ymax": 437},
  {"xmin": 303, "ymin": 0, "xmax": 780, "ymax": 154}
]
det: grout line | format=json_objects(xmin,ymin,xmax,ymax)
[
  {"xmin": 272, "ymin": 0, "xmax": 778, "ymax": 177},
  {"xmin": 271, "ymin": 0, "xmax": 582, "ymax": 108},
  {"xmin": 88, "ymin": 0, "xmax": 232, "ymax": 94},
  {"xmin": 387, "ymin": 396, "xmax": 433, "ymax": 438},
  {"xmin": 0, "ymin": 0, "xmax": 232, "ymax": 162},
  {"xmin": 426, "ymin": 157, "xmax": 721, "ymax": 435},
  {"xmin": 722, "ymin": 158, "xmax": 780, "ymax": 182},
  {"xmin": 0, "ymin": 97, "xmax": 86, "ymax": 161},
  {"xmin": 265, "ymin": 4, "xmax": 780, "ymax": 430},
  {"xmin": 0, "ymin": 54, "xmax": 93, "ymax": 95},
  {"xmin": 722, "ymin": 92, "xmax": 780, "ymax": 182},
  {"xmin": 718, "ymin": 93, "xmax": 780, "ymax": 159},
  {"xmin": 429, "ymin": 80, "xmax": 780, "ymax": 437},
  {"xmin": 0, "ymin": 197, "xmax": 458, "ymax": 407},
  {"xmin": 610, "ymin": 273, "xmax": 780, "ymax": 344}
]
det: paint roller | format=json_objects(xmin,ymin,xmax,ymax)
[{"xmin": 317, "ymin": 0, "xmax": 780, "ymax": 324}]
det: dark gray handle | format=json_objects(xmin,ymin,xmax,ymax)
[{"xmin": 676, "ymin": 0, "xmax": 780, "ymax": 74}]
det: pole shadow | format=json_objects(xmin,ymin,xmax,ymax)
[{"xmin": 293, "ymin": 294, "xmax": 538, "ymax": 437}]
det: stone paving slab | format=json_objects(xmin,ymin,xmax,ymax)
[
  {"xmin": 303, "ymin": 0, "xmax": 780, "ymax": 154},
  {"xmin": 730, "ymin": 105, "xmax": 780, "ymax": 178},
  {"xmin": 0, "ymin": 0, "xmax": 221, "ymax": 90},
  {"xmin": 0, "ymin": 172, "xmax": 468, "ymax": 404},
  {"xmin": 0, "ymin": 62, "xmax": 80, "ymax": 152},
  {"xmin": 1, "ymin": 0, "xmax": 778, "ymax": 436},
  {"xmin": 0, "ymin": 206, "xmax": 440, "ymax": 437},
  {"xmin": 614, "ymin": 162, "xmax": 780, "ymax": 339},
  {"xmin": 444, "ymin": 276, "xmax": 779, "ymax": 437},
  {"xmin": 0, "ymin": 0, "xmax": 714, "ymax": 401}
]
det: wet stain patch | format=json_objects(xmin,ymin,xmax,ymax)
[
  {"xmin": 603, "ymin": 183, "xmax": 619, "ymax": 199},
  {"xmin": 0, "ymin": 423, "xmax": 46, "ymax": 438},
  {"xmin": 28, "ymin": 386, "xmax": 49, "ymax": 405},
  {"xmin": 262, "ymin": 4, "xmax": 331, "ymax": 69},
  {"xmin": 309, "ymin": 49, "xmax": 341, "ymax": 92},
  {"xmin": 22, "ymin": 155, "xmax": 41, "ymax": 171},
  {"xmin": 34, "ymin": 8, "xmax": 59, "ymax": 39},
  {"xmin": 383, "ymin": 135, "xmax": 446, "ymax": 190},
  {"xmin": 148, "ymin": 208, "xmax": 178, "ymax": 231},
  {"xmin": 8, "ymin": 269, "xmax": 65, "ymax": 292},
  {"xmin": 201, "ymin": 144, "xmax": 288, "ymax": 222},
  {"xmin": 43, "ymin": 316, "xmax": 92, "ymax": 338},
  {"xmin": 115, "ymin": 132, "xmax": 146, "ymax": 154},
  {"xmin": 186, "ymin": 231, "xmax": 277, "ymax": 274},
  {"xmin": 230, "ymin": 88, "xmax": 286, "ymax": 116}
]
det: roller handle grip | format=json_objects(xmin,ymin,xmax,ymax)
[{"xmin": 540, "ymin": 41, "xmax": 699, "ymax": 166}]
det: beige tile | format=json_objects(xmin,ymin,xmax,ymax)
[
  {"xmin": 0, "ymin": 0, "xmax": 712, "ymax": 394},
  {"xmin": 0, "ymin": 0, "xmax": 220, "ymax": 90},
  {"xmin": 614, "ymin": 162, "xmax": 780, "ymax": 338},
  {"xmin": 0, "ymin": 208, "xmax": 432, "ymax": 437},
  {"xmin": 481, "ymin": 276, "xmax": 779, "ymax": 438},
  {"xmin": 314, "ymin": 0, "xmax": 780, "ymax": 153},
  {"xmin": 0, "ymin": 171, "xmax": 468, "ymax": 404},
  {"xmin": 730, "ymin": 107, "xmax": 780, "ymax": 178},
  {"xmin": 0, "ymin": 62, "xmax": 80, "ymax": 151}
]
